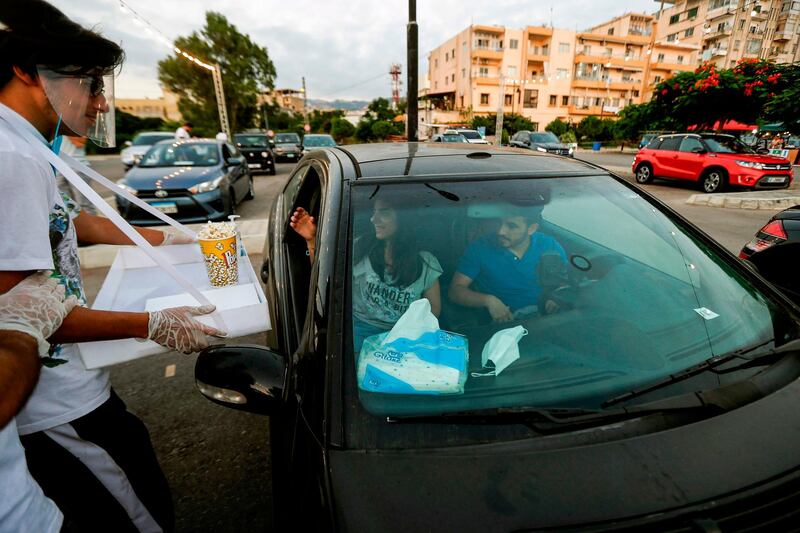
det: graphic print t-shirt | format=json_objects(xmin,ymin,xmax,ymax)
[
  {"xmin": 0, "ymin": 103, "xmax": 110, "ymax": 435},
  {"xmin": 351, "ymin": 250, "xmax": 442, "ymax": 330}
]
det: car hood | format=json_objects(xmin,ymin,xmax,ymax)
[
  {"xmin": 124, "ymin": 165, "xmax": 223, "ymax": 189},
  {"xmin": 465, "ymin": 138, "xmax": 490, "ymax": 144},
  {"xmin": 329, "ymin": 370, "xmax": 800, "ymax": 531},
  {"xmin": 275, "ymin": 143, "xmax": 300, "ymax": 150},
  {"xmin": 532, "ymin": 142, "xmax": 570, "ymax": 150},
  {"xmin": 121, "ymin": 145, "xmax": 152, "ymax": 157},
  {"xmin": 710, "ymin": 152, "xmax": 791, "ymax": 164}
]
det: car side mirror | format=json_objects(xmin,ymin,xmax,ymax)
[
  {"xmin": 747, "ymin": 243, "xmax": 800, "ymax": 307},
  {"xmin": 226, "ymin": 156, "xmax": 244, "ymax": 166},
  {"xmin": 195, "ymin": 344, "xmax": 286, "ymax": 415}
]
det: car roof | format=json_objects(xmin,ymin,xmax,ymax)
[
  {"xmin": 333, "ymin": 143, "xmax": 601, "ymax": 180},
  {"xmin": 135, "ymin": 131, "xmax": 174, "ymax": 136},
  {"xmin": 304, "ymin": 133, "xmax": 333, "ymax": 137},
  {"xmin": 153, "ymin": 138, "xmax": 222, "ymax": 145},
  {"xmin": 656, "ymin": 133, "xmax": 735, "ymax": 139}
]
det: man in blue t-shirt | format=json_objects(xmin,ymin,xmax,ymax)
[{"xmin": 449, "ymin": 205, "xmax": 567, "ymax": 322}]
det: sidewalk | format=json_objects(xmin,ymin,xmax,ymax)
[
  {"xmin": 687, "ymin": 189, "xmax": 800, "ymax": 210},
  {"xmin": 78, "ymin": 218, "xmax": 269, "ymax": 268}
]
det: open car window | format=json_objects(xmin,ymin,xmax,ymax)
[{"xmin": 344, "ymin": 176, "xmax": 800, "ymax": 426}]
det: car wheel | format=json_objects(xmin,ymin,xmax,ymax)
[
  {"xmin": 245, "ymin": 177, "xmax": 255, "ymax": 201},
  {"xmin": 701, "ymin": 169, "xmax": 726, "ymax": 193},
  {"xmin": 634, "ymin": 163, "xmax": 654, "ymax": 184}
]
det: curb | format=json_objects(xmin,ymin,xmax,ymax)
[
  {"xmin": 78, "ymin": 219, "xmax": 268, "ymax": 269},
  {"xmin": 687, "ymin": 193, "xmax": 800, "ymax": 210}
]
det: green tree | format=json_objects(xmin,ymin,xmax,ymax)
[
  {"xmin": 545, "ymin": 118, "xmax": 568, "ymax": 137},
  {"xmin": 371, "ymin": 120, "xmax": 394, "ymax": 140},
  {"xmin": 330, "ymin": 117, "xmax": 355, "ymax": 143},
  {"xmin": 471, "ymin": 115, "xmax": 495, "ymax": 135},
  {"xmin": 355, "ymin": 119, "xmax": 375, "ymax": 142},
  {"xmin": 763, "ymin": 63, "xmax": 800, "ymax": 135},
  {"xmin": 576, "ymin": 116, "xmax": 603, "ymax": 141},
  {"xmin": 614, "ymin": 103, "xmax": 653, "ymax": 140},
  {"xmin": 363, "ymin": 97, "xmax": 397, "ymax": 122},
  {"xmin": 158, "ymin": 12, "xmax": 276, "ymax": 136},
  {"xmin": 309, "ymin": 109, "xmax": 344, "ymax": 133}
]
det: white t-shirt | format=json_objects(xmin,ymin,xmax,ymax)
[
  {"xmin": 351, "ymin": 250, "xmax": 442, "ymax": 329},
  {"xmin": 175, "ymin": 126, "xmax": 190, "ymax": 140},
  {"xmin": 0, "ymin": 103, "xmax": 110, "ymax": 435},
  {"xmin": 0, "ymin": 420, "xmax": 62, "ymax": 533}
]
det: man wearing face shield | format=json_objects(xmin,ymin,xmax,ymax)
[{"xmin": 0, "ymin": 2, "xmax": 226, "ymax": 531}]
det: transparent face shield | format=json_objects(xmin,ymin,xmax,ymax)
[{"xmin": 37, "ymin": 66, "xmax": 116, "ymax": 148}]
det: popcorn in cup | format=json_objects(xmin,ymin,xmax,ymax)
[{"xmin": 197, "ymin": 222, "xmax": 238, "ymax": 287}]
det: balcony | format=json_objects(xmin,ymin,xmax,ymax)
[
  {"xmin": 472, "ymin": 47, "xmax": 504, "ymax": 60},
  {"xmin": 526, "ymin": 25, "xmax": 553, "ymax": 37},
  {"xmin": 707, "ymin": 7, "xmax": 736, "ymax": 21},
  {"xmin": 773, "ymin": 29, "xmax": 793, "ymax": 41},
  {"xmin": 703, "ymin": 26, "xmax": 733, "ymax": 40},
  {"xmin": 650, "ymin": 60, "xmax": 693, "ymax": 72},
  {"xmin": 750, "ymin": 9, "xmax": 768, "ymax": 21},
  {"xmin": 527, "ymin": 47, "xmax": 550, "ymax": 62},
  {"xmin": 568, "ymin": 104, "xmax": 604, "ymax": 116},
  {"xmin": 778, "ymin": 6, "xmax": 800, "ymax": 19}
]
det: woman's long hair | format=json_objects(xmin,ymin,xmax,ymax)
[{"xmin": 354, "ymin": 203, "xmax": 427, "ymax": 288}]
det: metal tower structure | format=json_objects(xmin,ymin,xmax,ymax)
[{"xmin": 390, "ymin": 63, "xmax": 402, "ymax": 109}]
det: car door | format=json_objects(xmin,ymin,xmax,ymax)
[
  {"xmin": 224, "ymin": 142, "xmax": 248, "ymax": 199},
  {"xmin": 652, "ymin": 135, "xmax": 683, "ymax": 178},
  {"xmin": 676, "ymin": 136, "xmax": 707, "ymax": 181}
]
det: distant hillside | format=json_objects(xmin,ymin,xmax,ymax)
[{"xmin": 308, "ymin": 99, "xmax": 369, "ymax": 111}]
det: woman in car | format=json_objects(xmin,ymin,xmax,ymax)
[{"xmin": 290, "ymin": 198, "xmax": 442, "ymax": 350}]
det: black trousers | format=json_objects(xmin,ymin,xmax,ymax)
[{"xmin": 20, "ymin": 390, "xmax": 174, "ymax": 533}]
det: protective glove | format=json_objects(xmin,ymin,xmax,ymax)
[
  {"xmin": 0, "ymin": 272, "xmax": 80, "ymax": 355},
  {"xmin": 160, "ymin": 231, "xmax": 197, "ymax": 246},
  {"xmin": 148, "ymin": 304, "xmax": 227, "ymax": 354}
]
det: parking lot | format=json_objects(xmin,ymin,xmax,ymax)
[{"xmin": 80, "ymin": 149, "xmax": 796, "ymax": 532}]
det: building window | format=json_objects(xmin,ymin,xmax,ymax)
[
  {"xmin": 582, "ymin": 44, "xmax": 592, "ymax": 55},
  {"xmin": 505, "ymin": 94, "xmax": 513, "ymax": 106},
  {"xmin": 460, "ymin": 95, "xmax": 464, "ymax": 107},
  {"xmin": 657, "ymin": 53, "xmax": 665, "ymax": 62},
  {"xmin": 478, "ymin": 67, "xmax": 489, "ymax": 77},
  {"xmin": 677, "ymin": 55, "xmax": 684, "ymax": 64},
  {"xmin": 451, "ymin": 74, "xmax": 455, "ymax": 82},
  {"xmin": 556, "ymin": 68, "xmax": 569, "ymax": 79},
  {"xmin": 605, "ymin": 47, "xmax": 613, "ymax": 57},
  {"xmin": 687, "ymin": 7, "xmax": 699, "ymax": 19},
  {"xmin": 669, "ymin": 14, "xmax": 680, "ymax": 24},
  {"xmin": 523, "ymin": 89, "xmax": 538, "ymax": 108},
  {"xmin": 559, "ymin": 42, "xmax": 571, "ymax": 53},
  {"xmin": 562, "ymin": 95, "xmax": 569, "ymax": 106},
  {"xmin": 654, "ymin": 75, "xmax": 662, "ymax": 83},
  {"xmin": 445, "ymin": 52, "xmax": 449, "ymax": 62},
  {"xmin": 434, "ymin": 59, "xmax": 438, "ymax": 68},
  {"xmin": 740, "ymin": 19, "xmax": 746, "ymax": 29},
  {"xmin": 747, "ymin": 39, "xmax": 761, "ymax": 54},
  {"xmin": 633, "ymin": 89, "xmax": 640, "ymax": 97},
  {"xmin": 507, "ymin": 66, "xmax": 517, "ymax": 77},
  {"xmin": 734, "ymin": 39, "xmax": 741, "ymax": 50},
  {"xmin": 509, "ymin": 39, "xmax": 519, "ymax": 49},
  {"xmin": 684, "ymin": 27, "xmax": 694, "ymax": 37},
  {"xmin": 549, "ymin": 94, "xmax": 558, "ymax": 106},
  {"xmin": 462, "ymin": 42, "xmax": 467, "ymax": 54},
  {"xmin": 608, "ymin": 28, "xmax": 615, "ymax": 35},
  {"xmin": 461, "ymin": 68, "xmax": 466, "ymax": 78},
  {"xmin": 666, "ymin": 33, "xmax": 677, "ymax": 42},
  {"xmin": 480, "ymin": 93, "xmax": 489, "ymax": 105}
]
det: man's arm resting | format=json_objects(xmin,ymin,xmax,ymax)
[
  {"xmin": 0, "ymin": 331, "xmax": 40, "ymax": 428},
  {"xmin": 74, "ymin": 212, "xmax": 165, "ymax": 246},
  {"xmin": 449, "ymin": 272, "xmax": 491, "ymax": 308}
]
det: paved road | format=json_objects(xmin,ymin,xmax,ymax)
[{"xmin": 81, "ymin": 149, "xmax": 790, "ymax": 532}]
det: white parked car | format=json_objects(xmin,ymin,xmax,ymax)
[
  {"xmin": 447, "ymin": 128, "xmax": 490, "ymax": 145},
  {"xmin": 120, "ymin": 131, "xmax": 175, "ymax": 169}
]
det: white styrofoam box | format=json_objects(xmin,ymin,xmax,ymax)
[{"xmin": 77, "ymin": 243, "xmax": 270, "ymax": 369}]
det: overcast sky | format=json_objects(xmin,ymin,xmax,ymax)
[{"xmin": 49, "ymin": 0, "xmax": 660, "ymax": 101}]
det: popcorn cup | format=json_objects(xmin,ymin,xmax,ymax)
[{"xmin": 198, "ymin": 235, "xmax": 238, "ymax": 287}]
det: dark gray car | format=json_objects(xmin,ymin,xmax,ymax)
[
  {"xmin": 195, "ymin": 143, "xmax": 800, "ymax": 532},
  {"xmin": 510, "ymin": 130, "xmax": 573, "ymax": 157}
]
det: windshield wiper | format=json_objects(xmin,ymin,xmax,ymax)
[{"xmin": 603, "ymin": 338, "xmax": 800, "ymax": 408}]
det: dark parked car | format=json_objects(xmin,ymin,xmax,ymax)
[
  {"xmin": 116, "ymin": 139, "xmax": 253, "ymax": 224},
  {"xmin": 509, "ymin": 130, "xmax": 573, "ymax": 156},
  {"xmin": 273, "ymin": 132, "xmax": 302, "ymax": 162},
  {"xmin": 740, "ymin": 205, "xmax": 800, "ymax": 303},
  {"xmin": 633, "ymin": 133, "xmax": 793, "ymax": 193},
  {"xmin": 196, "ymin": 143, "xmax": 800, "ymax": 532},
  {"xmin": 234, "ymin": 133, "xmax": 276, "ymax": 175}
]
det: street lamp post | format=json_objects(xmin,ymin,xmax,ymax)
[{"xmin": 407, "ymin": 0, "xmax": 418, "ymax": 142}]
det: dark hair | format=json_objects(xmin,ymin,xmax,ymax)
[
  {"xmin": 184, "ymin": 122, "xmax": 193, "ymax": 128},
  {"xmin": 355, "ymin": 202, "xmax": 432, "ymax": 288},
  {"xmin": 0, "ymin": 0, "xmax": 124, "ymax": 89}
]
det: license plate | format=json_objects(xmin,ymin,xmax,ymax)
[
  {"xmin": 287, "ymin": 154, "xmax": 295, "ymax": 158},
  {"xmin": 248, "ymin": 163, "xmax": 260, "ymax": 168},
  {"xmin": 150, "ymin": 202, "xmax": 178, "ymax": 214},
  {"xmin": 766, "ymin": 176, "xmax": 786, "ymax": 183}
]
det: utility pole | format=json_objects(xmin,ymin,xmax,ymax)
[
  {"xmin": 494, "ymin": 72, "xmax": 505, "ymax": 147},
  {"xmin": 407, "ymin": 0, "xmax": 418, "ymax": 142},
  {"xmin": 212, "ymin": 64, "xmax": 230, "ymax": 137},
  {"xmin": 302, "ymin": 77, "xmax": 309, "ymax": 131}
]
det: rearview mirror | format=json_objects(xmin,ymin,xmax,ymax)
[{"xmin": 195, "ymin": 344, "xmax": 286, "ymax": 415}]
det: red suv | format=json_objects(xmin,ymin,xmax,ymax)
[{"xmin": 632, "ymin": 133, "xmax": 793, "ymax": 193}]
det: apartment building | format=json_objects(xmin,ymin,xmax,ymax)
[
  {"xmin": 260, "ymin": 89, "xmax": 305, "ymax": 114},
  {"xmin": 654, "ymin": 0, "xmax": 800, "ymax": 67},
  {"xmin": 425, "ymin": 13, "xmax": 697, "ymax": 130},
  {"xmin": 117, "ymin": 91, "xmax": 182, "ymax": 121}
]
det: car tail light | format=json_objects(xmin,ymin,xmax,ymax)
[{"xmin": 743, "ymin": 220, "xmax": 787, "ymax": 254}]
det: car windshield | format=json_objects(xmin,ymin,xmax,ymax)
[
  {"xmin": 132, "ymin": 133, "xmax": 173, "ymax": 146},
  {"xmin": 303, "ymin": 135, "xmax": 336, "ymax": 147},
  {"xmin": 530, "ymin": 132, "xmax": 560, "ymax": 144},
  {"xmin": 345, "ymin": 176, "xmax": 800, "ymax": 432},
  {"xmin": 459, "ymin": 130, "xmax": 483, "ymax": 140},
  {"xmin": 138, "ymin": 142, "xmax": 219, "ymax": 167},
  {"xmin": 275, "ymin": 133, "xmax": 300, "ymax": 144},
  {"xmin": 703, "ymin": 136, "xmax": 754, "ymax": 154},
  {"xmin": 442, "ymin": 134, "xmax": 467, "ymax": 143},
  {"xmin": 235, "ymin": 135, "xmax": 269, "ymax": 147}
]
